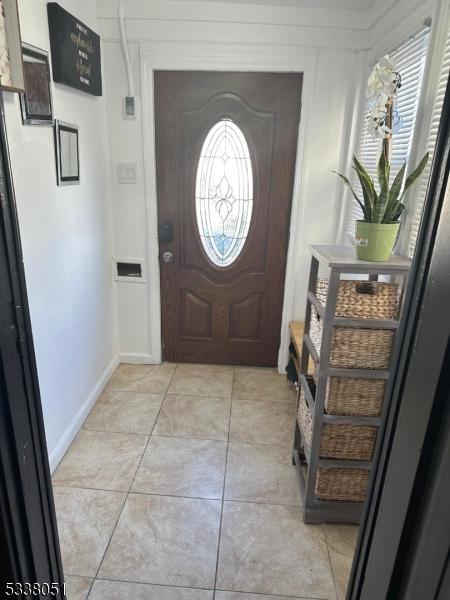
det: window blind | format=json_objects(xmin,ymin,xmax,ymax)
[
  {"xmin": 347, "ymin": 27, "xmax": 430, "ymax": 239},
  {"xmin": 408, "ymin": 27, "xmax": 450, "ymax": 257}
]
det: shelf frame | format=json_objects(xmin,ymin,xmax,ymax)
[{"xmin": 293, "ymin": 246, "xmax": 411, "ymax": 524}]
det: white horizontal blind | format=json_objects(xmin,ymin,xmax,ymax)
[
  {"xmin": 408, "ymin": 27, "xmax": 450, "ymax": 257},
  {"xmin": 347, "ymin": 27, "xmax": 430, "ymax": 239},
  {"xmin": 347, "ymin": 101, "xmax": 380, "ymax": 233}
]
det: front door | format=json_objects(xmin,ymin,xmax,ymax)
[{"xmin": 155, "ymin": 71, "xmax": 302, "ymax": 366}]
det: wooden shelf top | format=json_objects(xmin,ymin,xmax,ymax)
[
  {"xmin": 289, "ymin": 320, "xmax": 305, "ymax": 358},
  {"xmin": 310, "ymin": 245, "xmax": 412, "ymax": 272},
  {"xmin": 290, "ymin": 324, "xmax": 316, "ymax": 373}
]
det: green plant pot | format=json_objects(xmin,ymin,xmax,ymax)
[{"xmin": 355, "ymin": 221, "xmax": 400, "ymax": 262}]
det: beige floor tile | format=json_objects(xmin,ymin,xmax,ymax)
[
  {"xmin": 52, "ymin": 430, "xmax": 148, "ymax": 491},
  {"xmin": 54, "ymin": 487, "xmax": 125, "ymax": 577},
  {"xmin": 84, "ymin": 390, "xmax": 164, "ymax": 435},
  {"xmin": 216, "ymin": 501, "xmax": 336, "ymax": 598},
  {"xmin": 153, "ymin": 394, "xmax": 231, "ymax": 441},
  {"xmin": 64, "ymin": 576, "xmax": 93, "ymax": 600},
  {"xmin": 168, "ymin": 364, "xmax": 233, "ymax": 397},
  {"xmin": 90, "ymin": 579, "xmax": 213, "ymax": 599},
  {"xmin": 233, "ymin": 368, "xmax": 295, "ymax": 403},
  {"xmin": 99, "ymin": 493, "xmax": 221, "ymax": 589},
  {"xmin": 325, "ymin": 523, "xmax": 359, "ymax": 600},
  {"xmin": 229, "ymin": 398, "xmax": 295, "ymax": 447},
  {"xmin": 215, "ymin": 593, "xmax": 310, "ymax": 600},
  {"xmin": 225, "ymin": 442, "xmax": 301, "ymax": 506},
  {"xmin": 132, "ymin": 436, "xmax": 227, "ymax": 499},
  {"xmin": 106, "ymin": 363, "xmax": 175, "ymax": 394}
]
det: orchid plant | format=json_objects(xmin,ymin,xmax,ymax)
[{"xmin": 335, "ymin": 55, "xmax": 429, "ymax": 224}]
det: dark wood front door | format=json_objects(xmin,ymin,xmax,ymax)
[{"xmin": 155, "ymin": 71, "xmax": 302, "ymax": 366}]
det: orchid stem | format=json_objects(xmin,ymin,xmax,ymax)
[{"xmin": 383, "ymin": 97, "xmax": 393, "ymax": 164}]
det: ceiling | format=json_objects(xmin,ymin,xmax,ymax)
[{"xmin": 173, "ymin": 0, "xmax": 379, "ymax": 10}]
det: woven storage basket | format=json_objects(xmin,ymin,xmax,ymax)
[
  {"xmin": 325, "ymin": 376, "xmax": 385, "ymax": 416},
  {"xmin": 297, "ymin": 389, "xmax": 378, "ymax": 460},
  {"xmin": 310, "ymin": 307, "xmax": 394, "ymax": 369},
  {"xmin": 315, "ymin": 468, "xmax": 370, "ymax": 502},
  {"xmin": 315, "ymin": 278, "xmax": 399, "ymax": 320},
  {"xmin": 298, "ymin": 387, "xmax": 313, "ymax": 450}
]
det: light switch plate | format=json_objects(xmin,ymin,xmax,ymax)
[{"xmin": 117, "ymin": 163, "xmax": 137, "ymax": 184}]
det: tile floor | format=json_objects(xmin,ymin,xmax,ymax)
[{"xmin": 53, "ymin": 363, "xmax": 358, "ymax": 600}]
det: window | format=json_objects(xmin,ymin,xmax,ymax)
[
  {"xmin": 347, "ymin": 27, "xmax": 431, "ymax": 239},
  {"xmin": 408, "ymin": 27, "xmax": 450, "ymax": 257},
  {"xmin": 195, "ymin": 119, "xmax": 253, "ymax": 267}
]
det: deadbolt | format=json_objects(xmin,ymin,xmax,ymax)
[{"xmin": 162, "ymin": 251, "xmax": 174, "ymax": 263}]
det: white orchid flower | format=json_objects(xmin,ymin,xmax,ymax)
[
  {"xmin": 378, "ymin": 55, "xmax": 397, "ymax": 72},
  {"xmin": 365, "ymin": 53, "xmax": 401, "ymax": 140}
]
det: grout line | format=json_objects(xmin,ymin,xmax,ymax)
[
  {"xmin": 52, "ymin": 483, "xmax": 303, "ymax": 508},
  {"xmin": 215, "ymin": 588, "xmax": 333, "ymax": 600},
  {"xmin": 150, "ymin": 432, "xmax": 228, "ymax": 443},
  {"xmin": 86, "ymin": 365, "xmax": 179, "ymax": 599},
  {"xmin": 85, "ymin": 575, "xmax": 214, "ymax": 594},
  {"xmin": 165, "ymin": 392, "xmax": 232, "ymax": 400},
  {"xmin": 108, "ymin": 388, "xmax": 231, "ymax": 401},
  {"xmin": 212, "ymin": 369, "xmax": 235, "ymax": 599},
  {"xmin": 80, "ymin": 427, "xmax": 150, "ymax": 437},
  {"xmin": 98, "ymin": 388, "xmax": 168, "ymax": 398},
  {"xmin": 84, "ymin": 574, "xmax": 330, "ymax": 600},
  {"xmin": 323, "ymin": 524, "xmax": 341, "ymax": 600}
]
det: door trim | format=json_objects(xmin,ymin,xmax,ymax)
[{"xmin": 139, "ymin": 41, "xmax": 318, "ymax": 370}]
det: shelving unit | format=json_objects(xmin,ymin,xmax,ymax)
[{"xmin": 293, "ymin": 245, "xmax": 411, "ymax": 524}]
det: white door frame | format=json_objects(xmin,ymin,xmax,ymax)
[{"xmin": 140, "ymin": 40, "xmax": 318, "ymax": 372}]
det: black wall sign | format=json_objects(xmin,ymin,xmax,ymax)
[{"xmin": 47, "ymin": 3, "xmax": 102, "ymax": 96}]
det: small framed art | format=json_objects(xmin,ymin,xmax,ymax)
[
  {"xmin": 0, "ymin": 0, "xmax": 25, "ymax": 92},
  {"xmin": 54, "ymin": 120, "xmax": 79, "ymax": 186},
  {"xmin": 20, "ymin": 44, "xmax": 53, "ymax": 125}
]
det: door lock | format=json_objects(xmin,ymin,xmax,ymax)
[
  {"xmin": 159, "ymin": 220, "xmax": 174, "ymax": 244},
  {"xmin": 162, "ymin": 251, "xmax": 174, "ymax": 263}
]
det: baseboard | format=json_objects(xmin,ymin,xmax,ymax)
[
  {"xmin": 119, "ymin": 352, "xmax": 158, "ymax": 364},
  {"xmin": 48, "ymin": 354, "xmax": 120, "ymax": 474}
]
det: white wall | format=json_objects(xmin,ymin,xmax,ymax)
[
  {"xmin": 98, "ymin": 0, "xmax": 363, "ymax": 366},
  {"xmin": 4, "ymin": 0, "xmax": 118, "ymax": 470}
]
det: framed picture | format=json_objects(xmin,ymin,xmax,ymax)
[
  {"xmin": 54, "ymin": 120, "xmax": 79, "ymax": 186},
  {"xmin": 0, "ymin": 0, "xmax": 25, "ymax": 92},
  {"xmin": 47, "ymin": 3, "xmax": 102, "ymax": 96},
  {"xmin": 20, "ymin": 44, "xmax": 53, "ymax": 125}
]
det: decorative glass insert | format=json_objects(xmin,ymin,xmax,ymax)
[{"xmin": 195, "ymin": 119, "xmax": 253, "ymax": 267}]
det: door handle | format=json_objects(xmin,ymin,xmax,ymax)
[{"xmin": 162, "ymin": 251, "xmax": 174, "ymax": 263}]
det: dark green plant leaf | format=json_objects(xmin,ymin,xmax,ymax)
[
  {"xmin": 378, "ymin": 149, "xmax": 390, "ymax": 192},
  {"xmin": 382, "ymin": 162, "xmax": 406, "ymax": 223},
  {"xmin": 390, "ymin": 202, "xmax": 405, "ymax": 222},
  {"xmin": 352, "ymin": 156, "xmax": 376, "ymax": 220},
  {"xmin": 333, "ymin": 171, "xmax": 369, "ymax": 220},
  {"xmin": 401, "ymin": 152, "xmax": 430, "ymax": 199},
  {"xmin": 373, "ymin": 152, "xmax": 390, "ymax": 223}
]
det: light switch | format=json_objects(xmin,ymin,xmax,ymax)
[{"xmin": 117, "ymin": 163, "xmax": 137, "ymax": 184}]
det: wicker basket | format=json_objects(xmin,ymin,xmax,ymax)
[
  {"xmin": 310, "ymin": 307, "xmax": 394, "ymax": 370},
  {"xmin": 297, "ymin": 390, "xmax": 371, "ymax": 502},
  {"xmin": 325, "ymin": 376, "xmax": 385, "ymax": 416},
  {"xmin": 315, "ymin": 278, "xmax": 399, "ymax": 320},
  {"xmin": 297, "ymin": 389, "xmax": 378, "ymax": 461},
  {"xmin": 298, "ymin": 387, "xmax": 313, "ymax": 449},
  {"xmin": 315, "ymin": 468, "xmax": 370, "ymax": 502}
]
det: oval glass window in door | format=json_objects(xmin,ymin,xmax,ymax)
[{"xmin": 195, "ymin": 119, "xmax": 254, "ymax": 267}]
